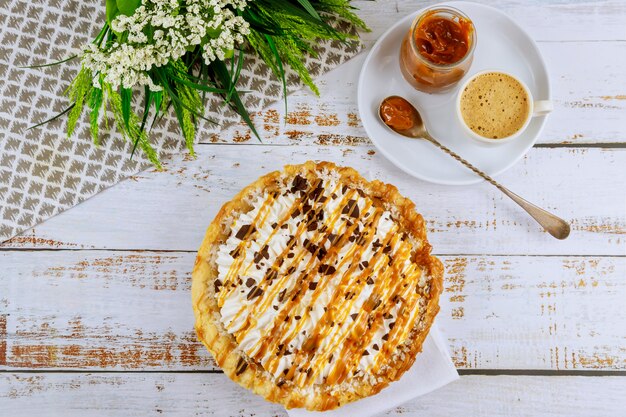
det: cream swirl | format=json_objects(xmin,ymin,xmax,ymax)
[{"xmin": 215, "ymin": 172, "xmax": 428, "ymax": 387}]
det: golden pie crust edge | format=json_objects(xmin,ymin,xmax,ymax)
[{"xmin": 191, "ymin": 161, "xmax": 444, "ymax": 411}]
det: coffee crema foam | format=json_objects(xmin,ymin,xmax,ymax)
[{"xmin": 460, "ymin": 72, "xmax": 530, "ymax": 139}]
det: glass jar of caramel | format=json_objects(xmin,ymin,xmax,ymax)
[{"xmin": 400, "ymin": 7, "xmax": 476, "ymax": 93}]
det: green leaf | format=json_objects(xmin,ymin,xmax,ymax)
[
  {"xmin": 225, "ymin": 49, "xmax": 245, "ymax": 104},
  {"xmin": 132, "ymin": 86, "xmax": 154, "ymax": 158},
  {"xmin": 88, "ymin": 87, "xmax": 104, "ymax": 144},
  {"xmin": 116, "ymin": 0, "xmax": 141, "ymax": 16},
  {"xmin": 26, "ymin": 104, "xmax": 75, "ymax": 131},
  {"xmin": 106, "ymin": 0, "xmax": 119, "ymax": 25},
  {"xmin": 66, "ymin": 67, "xmax": 93, "ymax": 137},
  {"xmin": 19, "ymin": 55, "xmax": 77, "ymax": 69},
  {"xmin": 209, "ymin": 60, "xmax": 261, "ymax": 141},
  {"xmin": 106, "ymin": 84, "xmax": 162, "ymax": 168},
  {"xmin": 295, "ymin": 0, "xmax": 322, "ymax": 21},
  {"xmin": 264, "ymin": 35, "xmax": 287, "ymax": 117},
  {"xmin": 152, "ymin": 68, "xmax": 214, "ymax": 124},
  {"xmin": 121, "ymin": 87, "xmax": 132, "ymax": 133},
  {"xmin": 165, "ymin": 70, "xmax": 229, "ymax": 94}
]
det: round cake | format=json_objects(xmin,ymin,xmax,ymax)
[{"xmin": 192, "ymin": 161, "xmax": 443, "ymax": 410}]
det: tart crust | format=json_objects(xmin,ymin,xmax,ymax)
[{"xmin": 192, "ymin": 161, "xmax": 443, "ymax": 411}]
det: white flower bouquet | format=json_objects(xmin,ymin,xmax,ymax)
[{"xmin": 28, "ymin": 0, "xmax": 367, "ymax": 167}]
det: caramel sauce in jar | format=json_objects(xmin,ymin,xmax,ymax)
[{"xmin": 400, "ymin": 7, "xmax": 475, "ymax": 93}]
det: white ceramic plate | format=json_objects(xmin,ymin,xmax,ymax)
[{"xmin": 357, "ymin": 1, "xmax": 550, "ymax": 185}]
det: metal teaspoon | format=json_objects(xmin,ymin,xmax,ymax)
[{"xmin": 378, "ymin": 95, "xmax": 570, "ymax": 240}]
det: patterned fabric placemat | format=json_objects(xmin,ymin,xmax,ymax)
[{"xmin": 0, "ymin": 0, "xmax": 362, "ymax": 242}]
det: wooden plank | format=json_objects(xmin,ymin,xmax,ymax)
[
  {"xmin": 2, "ymin": 251, "xmax": 624, "ymax": 371},
  {"xmin": 2, "ymin": 146, "xmax": 624, "ymax": 254},
  {"xmin": 0, "ymin": 373, "xmax": 624, "ymax": 416},
  {"xmin": 354, "ymin": 1, "xmax": 626, "ymax": 44},
  {"xmin": 202, "ymin": 42, "xmax": 626, "ymax": 146}
]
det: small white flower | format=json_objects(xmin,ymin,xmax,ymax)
[{"xmin": 82, "ymin": 0, "xmax": 249, "ymax": 91}]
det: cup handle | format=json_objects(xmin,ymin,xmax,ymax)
[{"xmin": 533, "ymin": 100, "xmax": 553, "ymax": 116}]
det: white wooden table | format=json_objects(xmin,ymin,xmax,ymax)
[{"xmin": 1, "ymin": 1, "xmax": 625, "ymax": 415}]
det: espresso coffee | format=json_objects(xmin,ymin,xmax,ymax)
[{"xmin": 460, "ymin": 72, "xmax": 530, "ymax": 139}]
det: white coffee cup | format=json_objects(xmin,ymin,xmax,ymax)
[{"xmin": 456, "ymin": 70, "xmax": 552, "ymax": 145}]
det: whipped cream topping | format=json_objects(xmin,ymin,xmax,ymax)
[{"xmin": 214, "ymin": 172, "xmax": 429, "ymax": 387}]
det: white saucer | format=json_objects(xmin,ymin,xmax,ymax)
[{"xmin": 357, "ymin": 1, "xmax": 550, "ymax": 185}]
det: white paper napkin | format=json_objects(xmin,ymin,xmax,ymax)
[{"xmin": 288, "ymin": 323, "xmax": 458, "ymax": 417}]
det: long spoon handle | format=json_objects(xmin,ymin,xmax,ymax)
[{"xmin": 423, "ymin": 134, "xmax": 571, "ymax": 240}]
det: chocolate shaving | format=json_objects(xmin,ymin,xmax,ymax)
[
  {"xmin": 362, "ymin": 350, "xmax": 369, "ymax": 356},
  {"xmin": 278, "ymin": 289, "xmax": 287, "ymax": 303},
  {"xmin": 310, "ymin": 183, "xmax": 325, "ymax": 200},
  {"xmin": 287, "ymin": 252, "xmax": 295, "ymax": 259},
  {"xmin": 316, "ymin": 247, "xmax": 327, "ymax": 261},
  {"xmin": 245, "ymin": 278, "xmax": 255, "ymax": 288},
  {"xmin": 229, "ymin": 247, "xmax": 241, "ymax": 258},
  {"xmin": 214, "ymin": 279, "xmax": 222, "ymax": 293},
  {"xmin": 281, "ymin": 224, "xmax": 289, "ymax": 229},
  {"xmin": 235, "ymin": 358, "xmax": 248, "ymax": 376},
  {"xmin": 266, "ymin": 269, "xmax": 278, "ymax": 281},
  {"xmin": 235, "ymin": 224, "xmax": 254, "ymax": 240},
  {"xmin": 309, "ymin": 281, "xmax": 318, "ymax": 291},
  {"xmin": 373, "ymin": 344, "xmax": 379, "ymax": 351},
  {"xmin": 382, "ymin": 333, "xmax": 389, "ymax": 341},
  {"xmin": 366, "ymin": 277, "xmax": 375, "ymax": 285},
  {"xmin": 246, "ymin": 286, "xmax": 264, "ymax": 300},
  {"xmin": 294, "ymin": 315, "xmax": 301, "ymax": 320},
  {"xmin": 342, "ymin": 199, "xmax": 359, "ymax": 218},
  {"xmin": 291, "ymin": 175, "xmax": 308, "ymax": 192},
  {"xmin": 350, "ymin": 313, "xmax": 358, "ymax": 320},
  {"xmin": 318, "ymin": 264, "xmax": 336, "ymax": 275}
]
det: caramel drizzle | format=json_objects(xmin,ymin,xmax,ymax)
[
  {"xmin": 216, "ymin": 177, "xmax": 429, "ymax": 387},
  {"xmin": 300, "ymin": 222, "xmax": 400, "ymax": 386},
  {"xmin": 247, "ymin": 187, "xmax": 359, "ymax": 362},
  {"xmin": 236, "ymin": 180, "xmax": 338, "ymax": 342},
  {"xmin": 224, "ymin": 178, "xmax": 343, "ymax": 342},
  {"xmin": 217, "ymin": 192, "xmax": 277, "ymax": 307},
  {"xmin": 262, "ymin": 202, "xmax": 380, "ymax": 380},
  {"xmin": 330, "ymin": 239, "xmax": 423, "ymax": 383},
  {"xmin": 229, "ymin": 180, "xmax": 338, "ymax": 334}
]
